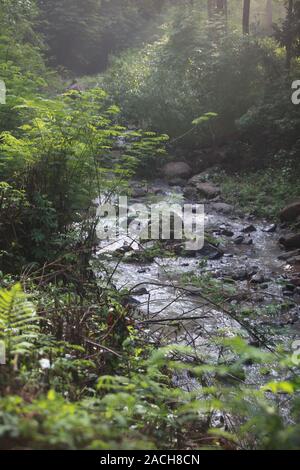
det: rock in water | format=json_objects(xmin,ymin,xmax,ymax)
[
  {"xmin": 162, "ymin": 162, "xmax": 192, "ymax": 180},
  {"xmin": 263, "ymin": 224, "xmax": 277, "ymax": 233},
  {"xmin": 234, "ymin": 235, "xmax": 244, "ymax": 245},
  {"xmin": 280, "ymin": 202, "xmax": 300, "ymax": 222},
  {"xmin": 242, "ymin": 225, "xmax": 257, "ymax": 233}
]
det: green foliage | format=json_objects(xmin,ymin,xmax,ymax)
[
  {"xmin": 103, "ymin": 11, "xmax": 279, "ymax": 153},
  {"xmin": 0, "ymin": 182, "xmax": 58, "ymax": 271},
  {"xmin": 0, "ymin": 283, "xmax": 38, "ymax": 365},
  {"xmin": 37, "ymin": 0, "xmax": 167, "ymax": 73},
  {"xmin": 215, "ymin": 168, "xmax": 300, "ymax": 218},
  {"xmin": 0, "ymin": 91, "xmax": 166, "ymax": 241}
]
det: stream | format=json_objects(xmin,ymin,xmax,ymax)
[{"xmin": 95, "ymin": 180, "xmax": 300, "ymax": 390}]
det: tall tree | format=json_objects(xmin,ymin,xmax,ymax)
[
  {"xmin": 286, "ymin": 0, "xmax": 294, "ymax": 70},
  {"xmin": 265, "ymin": 0, "xmax": 273, "ymax": 33},
  {"xmin": 243, "ymin": 0, "xmax": 251, "ymax": 34}
]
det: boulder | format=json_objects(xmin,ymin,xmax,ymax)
[
  {"xmin": 280, "ymin": 202, "xmax": 300, "ymax": 222},
  {"xmin": 279, "ymin": 234, "xmax": 300, "ymax": 249},
  {"xmin": 162, "ymin": 162, "xmax": 192, "ymax": 180},
  {"xmin": 184, "ymin": 176, "xmax": 220, "ymax": 200}
]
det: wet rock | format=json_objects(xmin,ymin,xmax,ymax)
[
  {"xmin": 116, "ymin": 244, "xmax": 134, "ymax": 255},
  {"xmin": 232, "ymin": 270, "xmax": 251, "ymax": 281},
  {"xmin": 132, "ymin": 288, "xmax": 149, "ymax": 296},
  {"xmin": 279, "ymin": 234, "xmax": 300, "ymax": 249},
  {"xmin": 278, "ymin": 249, "xmax": 300, "ymax": 261},
  {"xmin": 162, "ymin": 162, "xmax": 192, "ymax": 180},
  {"xmin": 260, "ymin": 283, "xmax": 269, "ymax": 290},
  {"xmin": 244, "ymin": 238, "xmax": 254, "ymax": 246},
  {"xmin": 280, "ymin": 202, "xmax": 300, "ymax": 222},
  {"xmin": 242, "ymin": 224, "xmax": 257, "ymax": 233},
  {"xmin": 179, "ymin": 237, "xmax": 223, "ymax": 259},
  {"xmin": 184, "ymin": 175, "xmax": 220, "ymax": 200},
  {"xmin": 251, "ymin": 273, "xmax": 265, "ymax": 284},
  {"xmin": 168, "ymin": 178, "xmax": 186, "ymax": 187},
  {"xmin": 283, "ymin": 290, "xmax": 294, "ymax": 297},
  {"xmin": 220, "ymin": 227, "xmax": 234, "ymax": 237},
  {"xmin": 263, "ymin": 224, "xmax": 277, "ymax": 233},
  {"xmin": 196, "ymin": 243, "xmax": 224, "ymax": 260},
  {"xmin": 131, "ymin": 186, "xmax": 148, "ymax": 198},
  {"xmin": 234, "ymin": 235, "xmax": 244, "ymax": 245},
  {"xmin": 124, "ymin": 296, "xmax": 141, "ymax": 306},
  {"xmin": 151, "ymin": 186, "xmax": 165, "ymax": 195},
  {"xmin": 210, "ymin": 202, "xmax": 234, "ymax": 214},
  {"xmin": 137, "ymin": 268, "xmax": 149, "ymax": 274}
]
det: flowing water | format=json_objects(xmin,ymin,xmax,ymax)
[{"xmin": 95, "ymin": 180, "xmax": 300, "ymax": 387}]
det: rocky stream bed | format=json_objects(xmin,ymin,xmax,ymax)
[{"xmin": 95, "ymin": 175, "xmax": 300, "ymax": 394}]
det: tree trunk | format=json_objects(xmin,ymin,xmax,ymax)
[
  {"xmin": 208, "ymin": 0, "xmax": 214, "ymax": 19},
  {"xmin": 243, "ymin": 0, "xmax": 251, "ymax": 35},
  {"xmin": 286, "ymin": 0, "xmax": 294, "ymax": 71},
  {"xmin": 265, "ymin": 0, "xmax": 273, "ymax": 33},
  {"xmin": 216, "ymin": 0, "xmax": 226, "ymax": 14},
  {"xmin": 208, "ymin": 0, "xmax": 227, "ymax": 20}
]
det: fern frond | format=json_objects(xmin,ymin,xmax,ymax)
[{"xmin": 0, "ymin": 284, "xmax": 39, "ymax": 363}]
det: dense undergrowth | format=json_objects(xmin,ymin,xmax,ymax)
[{"xmin": 1, "ymin": 0, "xmax": 300, "ymax": 451}]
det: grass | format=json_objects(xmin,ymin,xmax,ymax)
[{"xmin": 213, "ymin": 169, "xmax": 300, "ymax": 219}]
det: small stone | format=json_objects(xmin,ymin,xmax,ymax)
[
  {"xmin": 283, "ymin": 290, "xmax": 294, "ymax": 297},
  {"xmin": 234, "ymin": 235, "xmax": 244, "ymax": 245},
  {"xmin": 251, "ymin": 273, "xmax": 265, "ymax": 284},
  {"xmin": 263, "ymin": 224, "xmax": 277, "ymax": 233},
  {"xmin": 242, "ymin": 225, "xmax": 257, "ymax": 233},
  {"xmin": 220, "ymin": 228, "xmax": 234, "ymax": 237}
]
